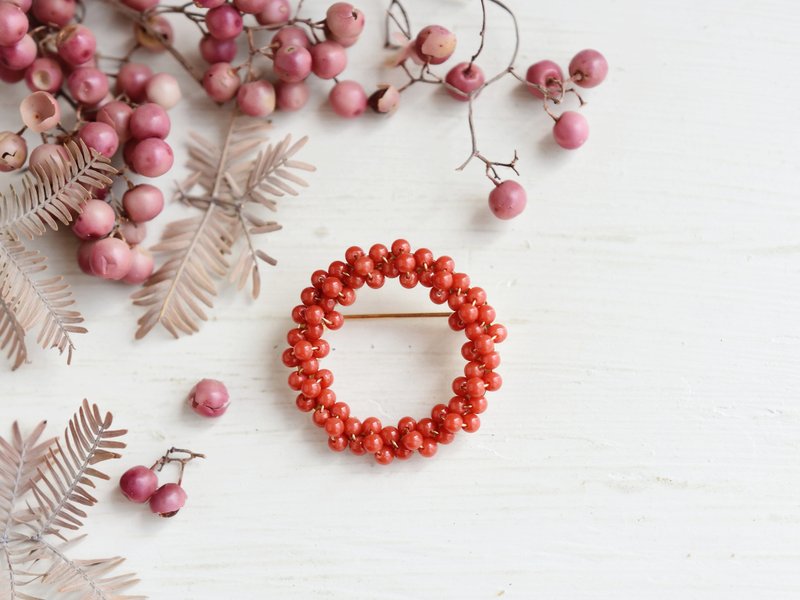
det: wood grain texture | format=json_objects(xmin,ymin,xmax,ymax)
[{"xmin": 1, "ymin": 0, "xmax": 799, "ymax": 598}]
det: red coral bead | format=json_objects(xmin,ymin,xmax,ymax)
[
  {"xmin": 401, "ymin": 430, "xmax": 423, "ymax": 451},
  {"xmin": 344, "ymin": 417, "xmax": 362, "ymax": 436},
  {"xmin": 452, "ymin": 272, "xmax": 470, "ymax": 291},
  {"xmin": 287, "ymin": 328, "xmax": 305, "ymax": 345},
  {"xmin": 301, "ymin": 378, "xmax": 322, "ymax": 398},
  {"xmin": 293, "ymin": 340, "xmax": 314, "ymax": 361},
  {"xmin": 417, "ymin": 418, "xmax": 436, "ymax": 438},
  {"xmin": 345, "ymin": 245, "xmax": 364, "ymax": 264},
  {"xmin": 317, "ymin": 369, "xmax": 334, "ymax": 388},
  {"xmin": 354, "ymin": 255, "xmax": 374, "ymax": 276},
  {"xmin": 448, "ymin": 313, "xmax": 465, "ymax": 331},
  {"xmin": 489, "ymin": 323, "xmax": 507, "ymax": 343},
  {"xmin": 478, "ymin": 304, "xmax": 496, "ymax": 325},
  {"xmin": 366, "ymin": 271, "xmax": 385, "ymax": 289},
  {"xmin": 432, "ymin": 270, "xmax": 453, "ymax": 291},
  {"xmin": 363, "ymin": 433, "xmax": 383, "ymax": 453},
  {"xmin": 469, "ymin": 396, "xmax": 488, "ymax": 414},
  {"xmin": 304, "ymin": 324, "xmax": 324, "ymax": 341},
  {"xmin": 437, "ymin": 430, "xmax": 455, "ymax": 444},
  {"xmin": 313, "ymin": 339, "xmax": 330, "ymax": 358},
  {"xmin": 317, "ymin": 388, "xmax": 336, "ymax": 408},
  {"xmin": 461, "ymin": 342, "xmax": 479, "ymax": 361},
  {"xmin": 322, "ymin": 276, "xmax": 343, "ymax": 298},
  {"xmin": 419, "ymin": 437, "xmax": 437, "ymax": 457},
  {"xmin": 282, "ymin": 348, "xmax": 299, "ymax": 367},
  {"xmin": 312, "ymin": 408, "xmax": 330, "ymax": 427},
  {"xmin": 349, "ymin": 438, "xmax": 366, "ymax": 455},
  {"xmin": 464, "ymin": 361, "xmax": 485, "ymax": 379},
  {"xmin": 452, "ymin": 376, "xmax": 468, "ymax": 396},
  {"xmin": 414, "ymin": 248, "xmax": 434, "ymax": 269},
  {"xmin": 434, "ymin": 256, "xmax": 454, "ymax": 272},
  {"xmin": 291, "ymin": 305, "xmax": 306, "ymax": 324},
  {"xmin": 399, "ymin": 272, "xmax": 418, "ymax": 288},
  {"xmin": 458, "ymin": 303, "xmax": 479, "ymax": 324},
  {"xmin": 448, "ymin": 396, "xmax": 468, "ymax": 415},
  {"xmin": 304, "ymin": 305, "xmax": 324, "ymax": 326},
  {"xmin": 362, "ymin": 417, "xmax": 382, "ymax": 435},
  {"xmin": 296, "ymin": 394, "xmax": 315, "ymax": 412},
  {"xmin": 467, "ymin": 287, "xmax": 487, "ymax": 305},
  {"xmin": 465, "ymin": 377, "xmax": 486, "ymax": 398},
  {"xmin": 328, "ymin": 435, "xmax": 348, "ymax": 452},
  {"xmin": 394, "ymin": 446, "xmax": 413, "ymax": 460},
  {"xmin": 484, "ymin": 371, "xmax": 502, "ymax": 391},
  {"xmin": 443, "ymin": 412, "xmax": 463, "ymax": 433},
  {"xmin": 331, "ymin": 402, "xmax": 350, "ymax": 420},
  {"xmin": 448, "ymin": 293, "xmax": 467, "ymax": 311},
  {"xmin": 300, "ymin": 286, "xmax": 319, "ymax": 305},
  {"xmin": 374, "ymin": 446, "xmax": 394, "ymax": 465},
  {"xmin": 325, "ymin": 311, "xmax": 344, "ymax": 330},
  {"xmin": 464, "ymin": 322, "xmax": 484, "ymax": 340},
  {"xmin": 462, "ymin": 413, "xmax": 480, "ymax": 433},
  {"xmin": 419, "ymin": 269, "xmax": 435, "ymax": 287},
  {"xmin": 430, "ymin": 288, "xmax": 449, "ymax": 304},
  {"xmin": 338, "ymin": 287, "xmax": 356, "ymax": 306},
  {"xmin": 380, "ymin": 426, "xmax": 400, "ymax": 447},
  {"xmin": 328, "ymin": 260, "xmax": 348, "ymax": 279},
  {"xmin": 325, "ymin": 417, "xmax": 345, "ymax": 437},
  {"xmin": 473, "ymin": 334, "xmax": 495, "ymax": 355},
  {"xmin": 368, "ymin": 243, "xmax": 389, "ymax": 263},
  {"xmin": 482, "ymin": 351, "xmax": 501, "ymax": 370},
  {"xmin": 398, "ymin": 416, "xmax": 417, "ymax": 435},
  {"xmin": 300, "ymin": 358, "xmax": 319, "ymax": 374},
  {"xmin": 395, "ymin": 252, "xmax": 416, "ymax": 273},
  {"xmin": 288, "ymin": 371, "xmax": 305, "ymax": 390},
  {"xmin": 311, "ymin": 269, "xmax": 327, "ymax": 288},
  {"xmin": 391, "ymin": 238, "xmax": 411, "ymax": 255},
  {"xmin": 431, "ymin": 403, "xmax": 448, "ymax": 423}
]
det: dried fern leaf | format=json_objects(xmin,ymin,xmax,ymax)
[
  {"xmin": 0, "ymin": 238, "xmax": 86, "ymax": 365},
  {"xmin": 0, "ymin": 140, "xmax": 115, "ymax": 241},
  {"xmin": 0, "ymin": 295, "xmax": 27, "ymax": 370},
  {"xmin": 40, "ymin": 547, "xmax": 143, "ymax": 600}
]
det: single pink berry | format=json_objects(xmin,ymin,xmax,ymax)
[
  {"xmin": 0, "ymin": 34, "xmax": 37, "ymax": 71},
  {"xmin": 119, "ymin": 465, "xmax": 159, "ymax": 503},
  {"xmin": 0, "ymin": 65, "xmax": 24, "ymax": 84},
  {"xmin": 122, "ymin": 0, "xmax": 158, "ymax": 10},
  {"xmin": 194, "ymin": 0, "xmax": 224, "ymax": 7},
  {"xmin": 325, "ymin": 2, "xmax": 364, "ymax": 39},
  {"xmin": 116, "ymin": 62, "xmax": 152, "ymax": 102},
  {"xmin": 255, "ymin": 0, "xmax": 289, "ymax": 25},
  {"xmin": 77, "ymin": 240, "xmax": 97, "ymax": 275},
  {"xmin": 134, "ymin": 15, "xmax": 174, "ymax": 51},
  {"xmin": 0, "ymin": 131, "xmax": 27, "ymax": 172},
  {"xmin": 488, "ymin": 181, "xmax": 527, "ymax": 220},
  {"xmin": 19, "ymin": 91, "xmax": 61, "ymax": 133},
  {"xmin": 122, "ymin": 183, "xmax": 164, "ymax": 223},
  {"xmin": 568, "ymin": 49, "xmax": 607, "ymax": 88},
  {"xmin": 131, "ymin": 138, "xmax": 174, "ymax": 177},
  {"xmin": 188, "ymin": 378, "xmax": 230, "ymax": 417},
  {"xmin": 271, "ymin": 25, "xmax": 310, "ymax": 49},
  {"xmin": 445, "ymin": 62, "xmax": 485, "ymax": 101},
  {"xmin": 78, "ymin": 122, "xmax": 119, "ymax": 158},
  {"xmin": 206, "ymin": 4, "xmax": 243, "ymax": 40},
  {"xmin": 415, "ymin": 25, "xmax": 456, "ymax": 65},
  {"xmin": 149, "ymin": 483, "xmax": 187, "ymax": 517},
  {"xmin": 145, "ymin": 73, "xmax": 182, "ymax": 109},
  {"xmin": 24, "ymin": 58, "xmax": 64, "ymax": 93},
  {"xmin": 309, "ymin": 40, "xmax": 347, "ymax": 79},
  {"xmin": 273, "ymin": 44, "xmax": 312, "ymax": 83},
  {"xmin": 28, "ymin": 142, "xmax": 68, "ymax": 171},
  {"xmin": 275, "ymin": 81, "xmax": 309, "ymax": 111},
  {"xmin": 72, "ymin": 199, "xmax": 116, "ymax": 240},
  {"xmin": 329, "ymin": 80, "xmax": 367, "ymax": 118},
  {"xmin": 8, "ymin": 0, "xmax": 32, "ymax": 11},
  {"xmin": 56, "ymin": 24, "xmax": 95, "ymax": 67},
  {"xmin": 119, "ymin": 220, "xmax": 147, "ymax": 245},
  {"xmin": 552, "ymin": 110, "xmax": 589, "ymax": 149},
  {"xmin": 31, "ymin": 0, "xmax": 76, "ymax": 27},
  {"xmin": 199, "ymin": 34, "xmax": 237, "ymax": 64},
  {"xmin": 67, "ymin": 67, "xmax": 109, "ymax": 106},
  {"xmin": 123, "ymin": 247, "xmax": 154, "ymax": 284},
  {"xmin": 236, "ymin": 80, "xmax": 276, "ymax": 117},
  {"xmin": 368, "ymin": 84, "xmax": 399, "ymax": 114},
  {"xmin": 89, "ymin": 237, "xmax": 133, "ymax": 280},
  {"xmin": 202, "ymin": 62, "xmax": 241, "ymax": 102},
  {"xmin": 96, "ymin": 101, "xmax": 133, "ymax": 142},
  {"xmin": 129, "ymin": 102, "xmax": 170, "ymax": 140},
  {"xmin": 525, "ymin": 60, "xmax": 563, "ymax": 100},
  {"xmin": 233, "ymin": 0, "xmax": 266, "ymax": 14},
  {"xmin": 0, "ymin": 2, "xmax": 28, "ymax": 47}
]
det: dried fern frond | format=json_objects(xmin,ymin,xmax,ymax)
[
  {"xmin": 0, "ymin": 237, "xmax": 86, "ymax": 365},
  {"xmin": 135, "ymin": 112, "xmax": 315, "ymax": 338},
  {"xmin": 0, "ymin": 295, "xmax": 27, "ymax": 370}
]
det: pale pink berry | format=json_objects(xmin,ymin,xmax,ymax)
[
  {"xmin": 194, "ymin": 0, "xmax": 224, "ymax": 7},
  {"xmin": 96, "ymin": 101, "xmax": 133, "ymax": 142},
  {"xmin": 149, "ymin": 483, "xmax": 187, "ymax": 517},
  {"xmin": 199, "ymin": 34, "xmax": 237, "ymax": 64},
  {"xmin": 310, "ymin": 40, "xmax": 347, "ymax": 79},
  {"xmin": 189, "ymin": 378, "xmax": 230, "ymax": 417},
  {"xmin": 275, "ymin": 81, "xmax": 309, "ymax": 111},
  {"xmin": 31, "ymin": 0, "xmax": 75, "ymax": 27},
  {"xmin": 72, "ymin": 199, "xmax": 116, "ymax": 240},
  {"xmin": 67, "ymin": 67, "xmax": 109, "ymax": 106},
  {"xmin": 77, "ymin": 240, "xmax": 97, "ymax": 275},
  {"xmin": 116, "ymin": 62, "xmax": 152, "ymax": 102},
  {"xmin": 488, "ymin": 181, "xmax": 526, "ymax": 220},
  {"xmin": 271, "ymin": 25, "xmax": 310, "ymax": 49},
  {"xmin": 445, "ymin": 62, "xmax": 484, "ymax": 101},
  {"xmin": 78, "ymin": 122, "xmax": 119, "ymax": 158},
  {"xmin": 525, "ymin": 60, "xmax": 563, "ymax": 100},
  {"xmin": 0, "ymin": 2, "xmax": 28, "ymax": 47},
  {"xmin": 368, "ymin": 84, "xmax": 399, "ymax": 114},
  {"xmin": 145, "ymin": 73, "xmax": 182, "ymax": 109},
  {"xmin": 7, "ymin": 0, "xmax": 32, "ymax": 11},
  {"xmin": 0, "ymin": 34, "xmax": 37, "ymax": 71},
  {"xmin": 273, "ymin": 44, "xmax": 312, "ymax": 83},
  {"xmin": 415, "ymin": 25, "xmax": 456, "ymax": 65},
  {"xmin": 0, "ymin": 131, "xmax": 27, "ymax": 172},
  {"xmin": 28, "ymin": 142, "xmax": 68, "ymax": 171},
  {"xmin": 233, "ymin": 0, "xmax": 266, "ymax": 14},
  {"xmin": 122, "ymin": 139, "xmax": 139, "ymax": 169},
  {"xmin": 325, "ymin": 2, "xmax": 364, "ymax": 39},
  {"xmin": 119, "ymin": 465, "xmax": 159, "ymax": 503},
  {"xmin": 89, "ymin": 237, "xmax": 133, "ymax": 280},
  {"xmin": 329, "ymin": 80, "xmax": 367, "ymax": 118},
  {"xmin": 19, "ymin": 91, "xmax": 61, "ymax": 133},
  {"xmin": 206, "ymin": 4, "xmax": 243, "ymax": 40},
  {"xmin": 553, "ymin": 110, "xmax": 589, "ymax": 149},
  {"xmin": 202, "ymin": 62, "xmax": 240, "ymax": 102},
  {"xmin": 134, "ymin": 15, "xmax": 174, "ymax": 51},
  {"xmin": 122, "ymin": 0, "xmax": 158, "ymax": 10},
  {"xmin": 326, "ymin": 31, "xmax": 358, "ymax": 48},
  {"xmin": 255, "ymin": 0, "xmax": 289, "ymax": 24},
  {"xmin": 569, "ymin": 49, "xmax": 607, "ymax": 88},
  {"xmin": 236, "ymin": 80, "xmax": 276, "ymax": 117},
  {"xmin": 122, "ymin": 183, "xmax": 164, "ymax": 223},
  {"xmin": 123, "ymin": 247, "xmax": 155, "ymax": 284},
  {"xmin": 24, "ymin": 58, "xmax": 63, "ymax": 93},
  {"xmin": 131, "ymin": 138, "xmax": 174, "ymax": 177},
  {"xmin": 119, "ymin": 220, "xmax": 147, "ymax": 245},
  {"xmin": 130, "ymin": 103, "xmax": 170, "ymax": 140},
  {"xmin": 56, "ymin": 24, "xmax": 95, "ymax": 67}
]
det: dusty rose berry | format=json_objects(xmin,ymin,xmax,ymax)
[
  {"xmin": 525, "ymin": 60, "xmax": 563, "ymax": 100},
  {"xmin": 145, "ymin": 73, "xmax": 182, "ymax": 109},
  {"xmin": 329, "ymin": 80, "xmax": 367, "ymax": 118},
  {"xmin": 271, "ymin": 25, "xmax": 310, "ymax": 49},
  {"xmin": 415, "ymin": 25, "xmax": 456, "ymax": 65},
  {"xmin": 0, "ymin": 2, "xmax": 28, "ymax": 47},
  {"xmin": 553, "ymin": 110, "xmax": 589, "ymax": 149},
  {"xmin": 72, "ymin": 199, "xmax": 116, "ymax": 240},
  {"xmin": 255, "ymin": 0, "xmax": 289, "ymax": 24},
  {"xmin": 445, "ymin": 62, "xmax": 484, "ymax": 101},
  {"xmin": 122, "ymin": 183, "xmax": 164, "ymax": 223},
  {"xmin": 123, "ymin": 247, "xmax": 154, "ymax": 284},
  {"xmin": 188, "ymin": 378, "xmax": 230, "ymax": 417},
  {"xmin": 488, "ymin": 180, "xmax": 526, "ymax": 220},
  {"xmin": 0, "ymin": 34, "xmax": 37, "ymax": 71},
  {"xmin": 202, "ymin": 62, "xmax": 241, "ymax": 102},
  {"xmin": 122, "ymin": 0, "xmax": 159, "ymax": 10},
  {"xmin": 199, "ymin": 34, "xmax": 237, "ymax": 64},
  {"xmin": 131, "ymin": 138, "xmax": 174, "ymax": 177},
  {"xmin": 119, "ymin": 465, "xmax": 158, "ymax": 503},
  {"xmin": 19, "ymin": 91, "xmax": 61, "ymax": 133},
  {"xmin": 275, "ymin": 80, "xmax": 309, "ymax": 111},
  {"xmin": 0, "ymin": 131, "xmax": 27, "ymax": 172},
  {"xmin": 96, "ymin": 100, "xmax": 133, "ymax": 142},
  {"xmin": 78, "ymin": 122, "xmax": 119, "ymax": 157},
  {"xmin": 77, "ymin": 240, "xmax": 97, "ymax": 275},
  {"xmin": 273, "ymin": 44, "xmax": 312, "ymax": 83},
  {"xmin": 149, "ymin": 483, "xmax": 187, "ymax": 517},
  {"xmin": 130, "ymin": 102, "xmax": 170, "ymax": 140},
  {"xmin": 325, "ymin": 2, "xmax": 364, "ymax": 39},
  {"xmin": 89, "ymin": 237, "xmax": 133, "ymax": 280},
  {"xmin": 569, "ymin": 49, "xmax": 607, "ymax": 88},
  {"xmin": 56, "ymin": 24, "xmax": 95, "ymax": 67},
  {"xmin": 236, "ymin": 80, "xmax": 276, "ymax": 117},
  {"xmin": 368, "ymin": 84, "xmax": 399, "ymax": 114},
  {"xmin": 233, "ymin": 0, "xmax": 265, "ymax": 14},
  {"xmin": 116, "ymin": 62, "xmax": 152, "ymax": 102},
  {"xmin": 24, "ymin": 58, "xmax": 64, "ymax": 93},
  {"xmin": 134, "ymin": 15, "xmax": 174, "ymax": 51},
  {"xmin": 31, "ymin": 0, "xmax": 75, "ymax": 27},
  {"xmin": 0, "ymin": 65, "xmax": 24, "ymax": 84},
  {"xmin": 309, "ymin": 40, "xmax": 347, "ymax": 79},
  {"xmin": 67, "ymin": 67, "xmax": 109, "ymax": 106},
  {"xmin": 28, "ymin": 142, "xmax": 68, "ymax": 171},
  {"xmin": 194, "ymin": 0, "xmax": 223, "ymax": 7},
  {"xmin": 206, "ymin": 4, "xmax": 243, "ymax": 40}
]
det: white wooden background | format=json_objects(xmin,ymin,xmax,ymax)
[{"xmin": 2, "ymin": 0, "xmax": 799, "ymax": 598}]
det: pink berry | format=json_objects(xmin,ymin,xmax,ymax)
[
  {"xmin": 328, "ymin": 80, "xmax": 366, "ymax": 118},
  {"xmin": 145, "ymin": 73, "xmax": 182, "ymax": 109},
  {"xmin": 273, "ymin": 44, "xmax": 312, "ymax": 83},
  {"xmin": 206, "ymin": 4, "xmax": 243, "ymax": 40},
  {"xmin": 8, "ymin": 0, "xmax": 31, "ymax": 11},
  {"xmin": 569, "ymin": 49, "xmax": 608, "ymax": 88},
  {"xmin": 368, "ymin": 84, "xmax": 399, "ymax": 114},
  {"xmin": 131, "ymin": 138, "xmax": 174, "ymax": 177},
  {"xmin": 129, "ymin": 102, "xmax": 170, "ymax": 140},
  {"xmin": 254, "ymin": 0, "xmax": 289, "ymax": 24},
  {"xmin": 134, "ymin": 15, "xmax": 174, "ymax": 51},
  {"xmin": 194, "ymin": 0, "xmax": 224, "ymax": 7},
  {"xmin": 72, "ymin": 199, "xmax": 115, "ymax": 240},
  {"xmin": 56, "ymin": 24, "xmax": 95, "ymax": 67},
  {"xmin": 271, "ymin": 25, "xmax": 309, "ymax": 49},
  {"xmin": 24, "ymin": 58, "xmax": 63, "ymax": 93},
  {"xmin": 309, "ymin": 40, "xmax": 347, "ymax": 79},
  {"xmin": 149, "ymin": 483, "xmax": 187, "ymax": 517},
  {"xmin": 275, "ymin": 80, "xmax": 309, "ymax": 111},
  {"xmin": 415, "ymin": 25, "xmax": 456, "ymax": 65},
  {"xmin": 233, "ymin": 0, "xmax": 266, "ymax": 14},
  {"xmin": 0, "ymin": 34, "xmax": 36, "ymax": 71},
  {"xmin": 202, "ymin": 62, "xmax": 240, "ymax": 102},
  {"xmin": 119, "ymin": 220, "xmax": 147, "ymax": 245},
  {"xmin": 116, "ymin": 62, "xmax": 152, "ymax": 102},
  {"xmin": 122, "ymin": 247, "xmax": 155, "ymax": 284},
  {"xmin": 188, "ymin": 378, "xmax": 230, "ymax": 417},
  {"xmin": 325, "ymin": 3, "xmax": 364, "ymax": 39},
  {"xmin": 28, "ymin": 142, "xmax": 68, "ymax": 171},
  {"xmin": 19, "ymin": 91, "xmax": 61, "ymax": 133},
  {"xmin": 552, "ymin": 110, "xmax": 589, "ymax": 149},
  {"xmin": 122, "ymin": 139, "xmax": 139, "ymax": 170},
  {"xmin": 76, "ymin": 240, "xmax": 97, "ymax": 275},
  {"xmin": 0, "ymin": 65, "xmax": 24, "ymax": 84},
  {"xmin": 96, "ymin": 100, "xmax": 133, "ymax": 142},
  {"xmin": 199, "ymin": 34, "xmax": 237, "ymax": 64},
  {"xmin": 89, "ymin": 237, "xmax": 133, "ymax": 280},
  {"xmin": 31, "ymin": 0, "xmax": 75, "ymax": 27},
  {"xmin": 445, "ymin": 62, "xmax": 485, "ymax": 101},
  {"xmin": 78, "ymin": 122, "xmax": 119, "ymax": 157},
  {"xmin": 119, "ymin": 465, "xmax": 158, "ymax": 503},
  {"xmin": 0, "ymin": 2, "xmax": 28, "ymax": 47},
  {"xmin": 488, "ymin": 181, "xmax": 527, "ymax": 220},
  {"xmin": 236, "ymin": 80, "xmax": 276, "ymax": 117},
  {"xmin": 0, "ymin": 131, "xmax": 27, "ymax": 172},
  {"xmin": 67, "ymin": 67, "xmax": 109, "ymax": 106},
  {"xmin": 122, "ymin": 183, "xmax": 164, "ymax": 222},
  {"xmin": 525, "ymin": 60, "xmax": 563, "ymax": 100},
  {"xmin": 122, "ymin": 0, "xmax": 158, "ymax": 10}
]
